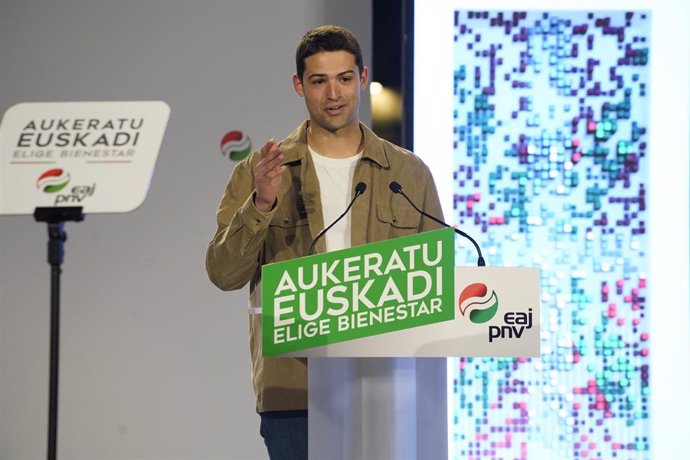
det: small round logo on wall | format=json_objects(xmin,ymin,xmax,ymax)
[
  {"xmin": 220, "ymin": 130, "xmax": 252, "ymax": 162},
  {"xmin": 458, "ymin": 282, "xmax": 499, "ymax": 324},
  {"xmin": 36, "ymin": 168, "xmax": 70, "ymax": 193}
]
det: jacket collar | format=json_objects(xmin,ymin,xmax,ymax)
[{"xmin": 279, "ymin": 120, "xmax": 390, "ymax": 169}]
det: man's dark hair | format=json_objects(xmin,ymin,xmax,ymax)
[{"xmin": 295, "ymin": 25, "xmax": 363, "ymax": 81}]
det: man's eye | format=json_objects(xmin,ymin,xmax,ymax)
[
  {"xmin": 341, "ymin": 77, "xmax": 353, "ymax": 83},
  {"xmin": 312, "ymin": 79, "xmax": 325, "ymax": 85}
]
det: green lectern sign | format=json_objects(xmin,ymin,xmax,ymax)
[{"xmin": 261, "ymin": 228, "xmax": 455, "ymax": 356}]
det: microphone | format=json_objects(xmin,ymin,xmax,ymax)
[
  {"xmin": 388, "ymin": 181, "xmax": 486, "ymax": 267},
  {"xmin": 308, "ymin": 182, "xmax": 366, "ymax": 255}
]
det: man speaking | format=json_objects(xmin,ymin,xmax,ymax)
[{"xmin": 206, "ymin": 25, "xmax": 443, "ymax": 459}]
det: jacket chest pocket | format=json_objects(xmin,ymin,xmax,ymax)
[
  {"xmin": 375, "ymin": 201, "xmax": 421, "ymax": 238},
  {"xmin": 268, "ymin": 207, "xmax": 310, "ymax": 253}
]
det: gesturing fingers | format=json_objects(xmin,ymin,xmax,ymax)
[
  {"xmin": 254, "ymin": 139, "xmax": 286, "ymax": 212},
  {"xmin": 257, "ymin": 139, "xmax": 284, "ymax": 175}
]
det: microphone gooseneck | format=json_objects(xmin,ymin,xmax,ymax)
[
  {"xmin": 308, "ymin": 182, "xmax": 367, "ymax": 256},
  {"xmin": 389, "ymin": 181, "xmax": 486, "ymax": 267}
]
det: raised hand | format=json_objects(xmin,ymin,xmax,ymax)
[{"xmin": 253, "ymin": 139, "xmax": 286, "ymax": 212}]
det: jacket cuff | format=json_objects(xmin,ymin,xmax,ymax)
[{"xmin": 239, "ymin": 191, "xmax": 277, "ymax": 233}]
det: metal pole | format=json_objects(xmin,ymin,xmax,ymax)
[
  {"xmin": 47, "ymin": 222, "xmax": 65, "ymax": 460},
  {"xmin": 33, "ymin": 207, "xmax": 84, "ymax": 460}
]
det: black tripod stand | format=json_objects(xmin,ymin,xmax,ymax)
[{"xmin": 33, "ymin": 207, "xmax": 84, "ymax": 460}]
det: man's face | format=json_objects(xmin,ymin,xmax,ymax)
[{"xmin": 293, "ymin": 50, "xmax": 368, "ymax": 134}]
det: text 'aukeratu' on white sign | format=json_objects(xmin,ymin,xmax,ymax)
[{"xmin": 0, "ymin": 101, "xmax": 170, "ymax": 214}]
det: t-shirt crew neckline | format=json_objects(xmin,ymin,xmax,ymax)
[{"xmin": 308, "ymin": 146, "xmax": 363, "ymax": 166}]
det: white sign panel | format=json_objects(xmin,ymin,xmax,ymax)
[{"xmin": 0, "ymin": 101, "xmax": 170, "ymax": 214}]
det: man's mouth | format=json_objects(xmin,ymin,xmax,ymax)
[{"xmin": 325, "ymin": 105, "xmax": 345, "ymax": 115}]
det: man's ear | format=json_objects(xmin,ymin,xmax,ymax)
[
  {"xmin": 360, "ymin": 66, "xmax": 369, "ymax": 90},
  {"xmin": 293, "ymin": 73, "xmax": 305, "ymax": 97}
]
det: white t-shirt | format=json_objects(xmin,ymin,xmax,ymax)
[{"xmin": 309, "ymin": 146, "xmax": 362, "ymax": 252}]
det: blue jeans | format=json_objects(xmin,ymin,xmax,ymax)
[{"xmin": 259, "ymin": 410, "xmax": 308, "ymax": 460}]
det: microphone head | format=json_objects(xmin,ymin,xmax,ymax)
[
  {"xmin": 355, "ymin": 182, "xmax": 367, "ymax": 194},
  {"xmin": 389, "ymin": 181, "xmax": 402, "ymax": 194}
]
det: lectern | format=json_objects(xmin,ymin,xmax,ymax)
[{"xmin": 261, "ymin": 228, "xmax": 540, "ymax": 459}]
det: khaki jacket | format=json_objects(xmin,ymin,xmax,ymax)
[{"xmin": 206, "ymin": 121, "xmax": 444, "ymax": 412}]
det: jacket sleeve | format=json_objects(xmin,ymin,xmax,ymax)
[{"xmin": 205, "ymin": 156, "xmax": 276, "ymax": 291}]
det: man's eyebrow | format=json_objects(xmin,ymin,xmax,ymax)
[{"xmin": 307, "ymin": 70, "xmax": 356, "ymax": 80}]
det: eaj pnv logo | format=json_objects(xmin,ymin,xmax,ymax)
[
  {"xmin": 459, "ymin": 282, "xmax": 534, "ymax": 342},
  {"xmin": 36, "ymin": 168, "xmax": 70, "ymax": 193},
  {"xmin": 220, "ymin": 130, "xmax": 252, "ymax": 162},
  {"xmin": 458, "ymin": 283, "xmax": 498, "ymax": 324},
  {"xmin": 35, "ymin": 168, "xmax": 96, "ymax": 205}
]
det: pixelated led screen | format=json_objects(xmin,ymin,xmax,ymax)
[
  {"xmin": 450, "ymin": 10, "xmax": 650, "ymax": 459},
  {"xmin": 413, "ymin": 2, "xmax": 690, "ymax": 459}
]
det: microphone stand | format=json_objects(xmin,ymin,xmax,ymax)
[
  {"xmin": 389, "ymin": 182, "xmax": 486, "ymax": 266},
  {"xmin": 33, "ymin": 206, "xmax": 84, "ymax": 460},
  {"xmin": 309, "ymin": 183, "xmax": 366, "ymax": 255}
]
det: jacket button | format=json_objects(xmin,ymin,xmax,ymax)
[
  {"xmin": 283, "ymin": 217, "xmax": 290, "ymax": 224},
  {"xmin": 392, "ymin": 217, "xmax": 397, "ymax": 223}
]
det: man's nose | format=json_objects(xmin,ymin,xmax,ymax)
[{"xmin": 325, "ymin": 81, "xmax": 340, "ymax": 99}]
